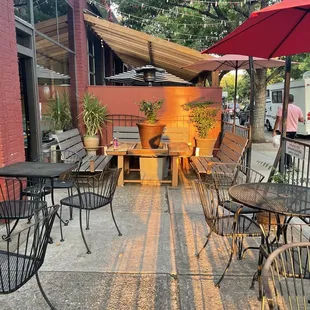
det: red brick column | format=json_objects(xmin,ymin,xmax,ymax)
[
  {"xmin": 70, "ymin": 0, "xmax": 89, "ymax": 133},
  {"xmin": 0, "ymin": 0, "xmax": 24, "ymax": 167}
]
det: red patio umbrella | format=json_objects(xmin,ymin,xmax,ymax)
[
  {"xmin": 184, "ymin": 55, "xmax": 286, "ymax": 128},
  {"xmin": 203, "ymin": 0, "xmax": 310, "ymax": 172},
  {"xmin": 204, "ymin": 0, "xmax": 310, "ymax": 58}
]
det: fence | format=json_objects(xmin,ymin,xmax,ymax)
[{"xmin": 279, "ymin": 137, "xmax": 310, "ymax": 187}]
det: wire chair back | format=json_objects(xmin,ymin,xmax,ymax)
[
  {"xmin": 0, "ymin": 205, "xmax": 58, "ymax": 294},
  {"xmin": 0, "ymin": 177, "xmax": 46, "ymax": 220},
  {"xmin": 73, "ymin": 168, "xmax": 122, "ymax": 210},
  {"xmin": 262, "ymin": 242, "xmax": 310, "ymax": 310},
  {"xmin": 212, "ymin": 163, "xmax": 265, "ymax": 203}
]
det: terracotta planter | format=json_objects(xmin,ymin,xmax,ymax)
[
  {"xmin": 256, "ymin": 212, "xmax": 285, "ymax": 230},
  {"xmin": 137, "ymin": 122, "xmax": 166, "ymax": 149},
  {"xmin": 195, "ymin": 138, "xmax": 217, "ymax": 157},
  {"xmin": 84, "ymin": 136, "xmax": 99, "ymax": 152}
]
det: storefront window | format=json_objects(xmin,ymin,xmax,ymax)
[
  {"xmin": 14, "ymin": 0, "xmax": 31, "ymax": 23},
  {"xmin": 36, "ymin": 33, "xmax": 76, "ymax": 132},
  {"xmin": 34, "ymin": 0, "xmax": 74, "ymax": 51}
]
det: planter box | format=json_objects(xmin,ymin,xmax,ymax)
[{"xmin": 139, "ymin": 157, "xmax": 168, "ymax": 181}]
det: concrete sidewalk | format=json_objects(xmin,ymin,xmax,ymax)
[{"xmin": 0, "ymin": 142, "xmax": 277, "ymax": 310}]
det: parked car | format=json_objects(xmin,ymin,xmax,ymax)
[{"xmin": 225, "ymin": 103, "xmax": 240, "ymax": 119}]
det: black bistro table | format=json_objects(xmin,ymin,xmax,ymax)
[
  {"xmin": 229, "ymin": 182, "xmax": 310, "ymax": 218},
  {"xmin": 0, "ymin": 161, "xmax": 77, "ymax": 205}
]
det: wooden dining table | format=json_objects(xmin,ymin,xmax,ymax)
[{"xmin": 106, "ymin": 142, "xmax": 192, "ymax": 187}]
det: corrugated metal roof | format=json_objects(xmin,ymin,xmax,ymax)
[{"xmin": 84, "ymin": 13, "xmax": 212, "ymax": 81}]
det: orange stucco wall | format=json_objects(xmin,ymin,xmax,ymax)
[{"xmin": 86, "ymin": 86, "xmax": 222, "ymax": 146}]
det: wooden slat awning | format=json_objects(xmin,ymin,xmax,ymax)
[{"xmin": 84, "ymin": 13, "xmax": 212, "ymax": 81}]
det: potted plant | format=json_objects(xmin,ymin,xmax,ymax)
[
  {"xmin": 48, "ymin": 91, "xmax": 72, "ymax": 133},
  {"xmin": 183, "ymin": 99, "xmax": 220, "ymax": 156},
  {"xmin": 80, "ymin": 92, "xmax": 109, "ymax": 153},
  {"xmin": 136, "ymin": 99, "xmax": 165, "ymax": 149}
]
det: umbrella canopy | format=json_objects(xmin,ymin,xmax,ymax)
[
  {"xmin": 184, "ymin": 54, "xmax": 286, "ymax": 71},
  {"xmin": 204, "ymin": 0, "xmax": 310, "ymax": 58},
  {"xmin": 184, "ymin": 54, "xmax": 286, "ymax": 128},
  {"xmin": 106, "ymin": 67, "xmax": 192, "ymax": 86}
]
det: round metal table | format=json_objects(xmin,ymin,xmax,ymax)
[{"xmin": 229, "ymin": 183, "xmax": 310, "ymax": 218}]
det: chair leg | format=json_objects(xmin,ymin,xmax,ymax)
[
  {"xmin": 195, "ymin": 231, "xmax": 212, "ymax": 258},
  {"xmin": 69, "ymin": 207, "xmax": 73, "ymax": 221},
  {"xmin": 215, "ymin": 237, "xmax": 236, "ymax": 288},
  {"xmin": 79, "ymin": 209, "xmax": 91, "ymax": 254},
  {"xmin": 250, "ymin": 248, "xmax": 264, "ymax": 301},
  {"xmin": 2, "ymin": 219, "xmax": 19, "ymax": 241},
  {"xmin": 35, "ymin": 272, "xmax": 56, "ymax": 310},
  {"xmin": 86, "ymin": 210, "xmax": 90, "ymax": 230},
  {"xmin": 68, "ymin": 188, "xmax": 73, "ymax": 221},
  {"xmin": 59, "ymin": 205, "xmax": 64, "ymax": 242},
  {"xmin": 237, "ymin": 237, "xmax": 244, "ymax": 260},
  {"xmin": 110, "ymin": 202, "xmax": 122, "ymax": 236}
]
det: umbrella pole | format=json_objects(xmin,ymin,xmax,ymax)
[
  {"xmin": 233, "ymin": 63, "xmax": 238, "ymax": 133},
  {"xmin": 247, "ymin": 56, "xmax": 255, "ymax": 170},
  {"xmin": 279, "ymin": 56, "xmax": 291, "ymax": 173}
]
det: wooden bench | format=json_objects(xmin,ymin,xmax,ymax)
[
  {"xmin": 113, "ymin": 126, "xmax": 189, "ymax": 143},
  {"xmin": 55, "ymin": 129, "xmax": 112, "ymax": 173},
  {"xmin": 113, "ymin": 126, "xmax": 192, "ymax": 169},
  {"xmin": 190, "ymin": 131, "xmax": 248, "ymax": 177}
]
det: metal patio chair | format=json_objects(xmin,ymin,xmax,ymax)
[
  {"xmin": 0, "ymin": 177, "xmax": 47, "ymax": 240},
  {"xmin": 261, "ymin": 242, "xmax": 310, "ymax": 310},
  {"xmin": 252, "ymin": 221, "xmax": 310, "ymax": 301},
  {"xmin": 34, "ymin": 149, "xmax": 81, "ymax": 242},
  {"xmin": 212, "ymin": 163, "xmax": 265, "ymax": 214},
  {"xmin": 60, "ymin": 168, "xmax": 122, "ymax": 254},
  {"xmin": 0, "ymin": 205, "xmax": 59, "ymax": 309},
  {"xmin": 195, "ymin": 181, "xmax": 262, "ymax": 287}
]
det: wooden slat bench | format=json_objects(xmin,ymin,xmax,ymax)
[
  {"xmin": 191, "ymin": 131, "xmax": 248, "ymax": 177},
  {"xmin": 113, "ymin": 126, "xmax": 192, "ymax": 169},
  {"xmin": 55, "ymin": 129, "xmax": 112, "ymax": 172},
  {"xmin": 113, "ymin": 126, "xmax": 190, "ymax": 143}
]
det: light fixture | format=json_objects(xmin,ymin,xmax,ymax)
[{"xmin": 135, "ymin": 65, "xmax": 165, "ymax": 86}]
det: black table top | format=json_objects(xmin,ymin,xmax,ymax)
[
  {"xmin": 0, "ymin": 162, "xmax": 77, "ymax": 179},
  {"xmin": 229, "ymin": 183, "xmax": 310, "ymax": 217}
]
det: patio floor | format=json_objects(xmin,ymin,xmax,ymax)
[{"xmin": 0, "ymin": 142, "xmax": 277, "ymax": 309}]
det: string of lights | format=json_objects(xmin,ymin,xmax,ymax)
[{"xmin": 88, "ymin": 0, "xmax": 233, "ymax": 28}]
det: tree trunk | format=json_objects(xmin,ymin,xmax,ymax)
[{"xmin": 252, "ymin": 68, "xmax": 267, "ymax": 143}]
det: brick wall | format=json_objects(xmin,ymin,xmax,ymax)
[
  {"xmin": 71, "ymin": 0, "xmax": 89, "ymax": 132},
  {"xmin": 0, "ymin": 0, "xmax": 24, "ymax": 167}
]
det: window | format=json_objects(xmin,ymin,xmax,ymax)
[
  {"xmin": 272, "ymin": 91, "xmax": 282, "ymax": 103},
  {"xmin": 14, "ymin": 0, "xmax": 30, "ymax": 23},
  {"xmin": 34, "ymin": 0, "xmax": 75, "ymax": 51},
  {"xmin": 266, "ymin": 90, "xmax": 270, "ymax": 98},
  {"xmin": 88, "ymin": 38, "xmax": 96, "ymax": 85}
]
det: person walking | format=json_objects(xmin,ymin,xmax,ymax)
[{"xmin": 272, "ymin": 94, "xmax": 304, "ymax": 169}]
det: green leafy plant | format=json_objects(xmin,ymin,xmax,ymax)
[
  {"xmin": 182, "ymin": 99, "xmax": 219, "ymax": 138},
  {"xmin": 257, "ymin": 161, "xmax": 305, "ymax": 184},
  {"xmin": 137, "ymin": 99, "xmax": 164, "ymax": 124},
  {"xmin": 48, "ymin": 92, "xmax": 72, "ymax": 131},
  {"xmin": 79, "ymin": 92, "xmax": 109, "ymax": 137}
]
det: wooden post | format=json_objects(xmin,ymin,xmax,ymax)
[
  {"xmin": 117, "ymin": 155, "xmax": 124, "ymax": 186},
  {"xmin": 171, "ymin": 156, "xmax": 179, "ymax": 187},
  {"xmin": 211, "ymin": 71, "xmax": 219, "ymax": 87}
]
